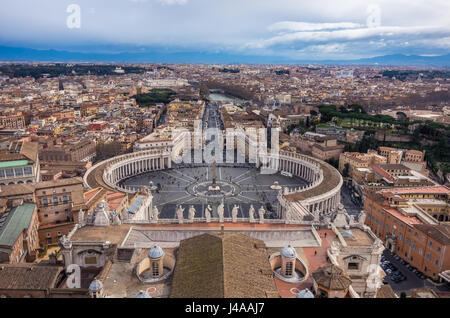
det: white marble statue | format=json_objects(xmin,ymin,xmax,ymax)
[
  {"xmin": 249, "ymin": 204, "xmax": 255, "ymax": 222},
  {"xmin": 358, "ymin": 210, "xmax": 367, "ymax": 225},
  {"xmin": 189, "ymin": 205, "xmax": 196, "ymax": 221},
  {"xmin": 152, "ymin": 206, "xmax": 159, "ymax": 223},
  {"xmin": 176, "ymin": 205, "xmax": 184, "ymax": 224},
  {"xmin": 231, "ymin": 205, "xmax": 239, "ymax": 223},
  {"xmin": 333, "ymin": 203, "xmax": 350, "ymax": 228},
  {"xmin": 218, "ymin": 201, "xmax": 225, "ymax": 222},
  {"xmin": 258, "ymin": 206, "xmax": 265, "ymax": 224},
  {"xmin": 205, "ymin": 205, "xmax": 212, "ymax": 223}
]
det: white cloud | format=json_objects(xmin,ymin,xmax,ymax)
[
  {"xmin": 247, "ymin": 25, "xmax": 450, "ymax": 49},
  {"xmin": 268, "ymin": 22, "xmax": 363, "ymax": 32},
  {"xmin": 157, "ymin": 0, "xmax": 187, "ymax": 5}
]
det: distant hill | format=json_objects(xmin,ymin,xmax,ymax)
[{"xmin": 0, "ymin": 45, "xmax": 449, "ymax": 67}]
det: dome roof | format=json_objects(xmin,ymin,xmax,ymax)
[
  {"xmin": 134, "ymin": 290, "xmax": 151, "ymax": 298},
  {"xmin": 89, "ymin": 279, "xmax": 103, "ymax": 292},
  {"xmin": 281, "ymin": 245, "xmax": 296, "ymax": 259},
  {"xmin": 148, "ymin": 246, "xmax": 164, "ymax": 259},
  {"xmin": 296, "ymin": 289, "xmax": 314, "ymax": 298}
]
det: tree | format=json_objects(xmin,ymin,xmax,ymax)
[{"xmin": 95, "ymin": 141, "xmax": 128, "ymax": 162}]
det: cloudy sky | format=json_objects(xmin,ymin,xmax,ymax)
[{"xmin": 0, "ymin": 0, "xmax": 449, "ymax": 60}]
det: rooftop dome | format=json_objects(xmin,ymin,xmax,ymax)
[
  {"xmin": 296, "ymin": 289, "xmax": 314, "ymax": 298},
  {"xmin": 89, "ymin": 279, "xmax": 103, "ymax": 292},
  {"xmin": 281, "ymin": 245, "xmax": 296, "ymax": 259},
  {"xmin": 134, "ymin": 290, "xmax": 151, "ymax": 298},
  {"xmin": 148, "ymin": 245, "xmax": 164, "ymax": 259}
]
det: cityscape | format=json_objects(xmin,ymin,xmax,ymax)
[{"xmin": 0, "ymin": 0, "xmax": 449, "ymax": 306}]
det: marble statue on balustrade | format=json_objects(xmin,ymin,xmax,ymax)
[
  {"xmin": 218, "ymin": 200, "xmax": 225, "ymax": 222},
  {"xmin": 176, "ymin": 205, "xmax": 184, "ymax": 224},
  {"xmin": 249, "ymin": 205, "xmax": 255, "ymax": 222},
  {"xmin": 189, "ymin": 205, "xmax": 196, "ymax": 222},
  {"xmin": 332, "ymin": 204, "xmax": 351, "ymax": 228},
  {"xmin": 205, "ymin": 205, "xmax": 212, "ymax": 223},
  {"xmin": 358, "ymin": 210, "xmax": 367, "ymax": 225},
  {"xmin": 231, "ymin": 205, "xmax": 239, "ymax": 223},
  {"xmin": 258, "ymin": 206, "xmax": 265, "ymax": 224},
  {"xmin": 152, "ymin": 206, "xmax": 159, "ymax": 224},
  {"xmin": 112, "ymin": 211, "xmax": 122, "ymax": 226}
]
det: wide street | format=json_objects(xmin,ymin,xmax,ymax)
[
  {"xmin": 382, "ymin": 249, "xmax": 450, "ymax": 295},
  {"xmin": 340, "ymin": 183, "xmax": 363, "ymax": 216}
]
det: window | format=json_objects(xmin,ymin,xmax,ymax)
[
  {"xmin": 398, "ymin": 234, "xmax": 403, "ymax": 241},
  {"xmin": 85, "ymin": 256, "xmax": 97, "ymax": 265},
  {"xmin": 419, "ymin": 249, "xmax": 423, "ymax": 255},
  {"xmin": 152, "ymin": 262, "xmax": 159, "ymax": 277},
  {"xmin": 63, "ymin": 195, "xmax": 68, "ymax": 203},
  {"xmin": 437, "ymin": 246, "xmax": 442, "ymax": 252},
  {"xmin": 53, "ymin": 197, "xmax": 58, "ymax": 204},
  {"xmin": 429, "ymin": 242, "xmax": 433, "ymax": 248},
  {"xmin": 23, "ymin": 167, "xmax": 32, "ymax": 175},
  {"xmin": 43, "ymin": 198, "xmax": 48, "ymax": 205},
  {"xmin": 406, "ymin": 239, "xmax": 410, "ymax": 246},
  {"xmin": 435, "ymin": 259, "xmax": 439, "ymax": 266},
  {"xmin": 348, "ymin": 263, "xmax": 359, "ymax": 270},
  {"xmin": 5, "ymin": 169, "xmax": 14, "ymax": 177},
  {"xmin": 285, "ymin": 261, "xmax": 294, "ymax": 277},
  {"xmin": 414, "ymin": 232, "xmax": 418, "ymax": 237},
  {"xmin": 14, "ymin": 168, "xmax": 23, "ymax": 176},
  {"xmin": 0, "ymin": 170, "xmax": 4, "ymax": 178},
  {"xmin": 426, "ymin": 253, "xmax": 431, "ymax": 260},
  {"xmin": 412, "ymin": 243, "xmax": 416, "ymax": 250}
]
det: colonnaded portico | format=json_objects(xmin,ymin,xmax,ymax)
[{"xmin": 83, "ymin": 147, "xmax": 343, "ymax": 225}]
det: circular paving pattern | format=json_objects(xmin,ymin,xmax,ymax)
[
  {"xmin": 120, "ymin": 165, "xmax": 309, "ymax": 220},
  {"xmin": 188, "ymin": 180, "xmax": 242, "ymax": 201}
]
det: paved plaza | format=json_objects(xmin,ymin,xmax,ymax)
[{"xmin": 120, "ymin": 165, "xmax": 309, "ymax": 219}]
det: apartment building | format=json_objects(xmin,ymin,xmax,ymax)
[
  {"xmin": 0, "ymin": 141, "xmax": 40, "ymax": 185},
  {"xmin": 364, "ymin": 187, "xmax": 450, "ymax": 281},
  {"xmin": 34, "ymin": 177, "xmax": 85, "ymax": 245},
  {"xmin": 0, "ymin": 203, "xmax": 40, "ymax": 264}
]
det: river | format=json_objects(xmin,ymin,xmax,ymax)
[{"xmin": 209, "ymin": 92, "xmax": 243, "ymax": 104}]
